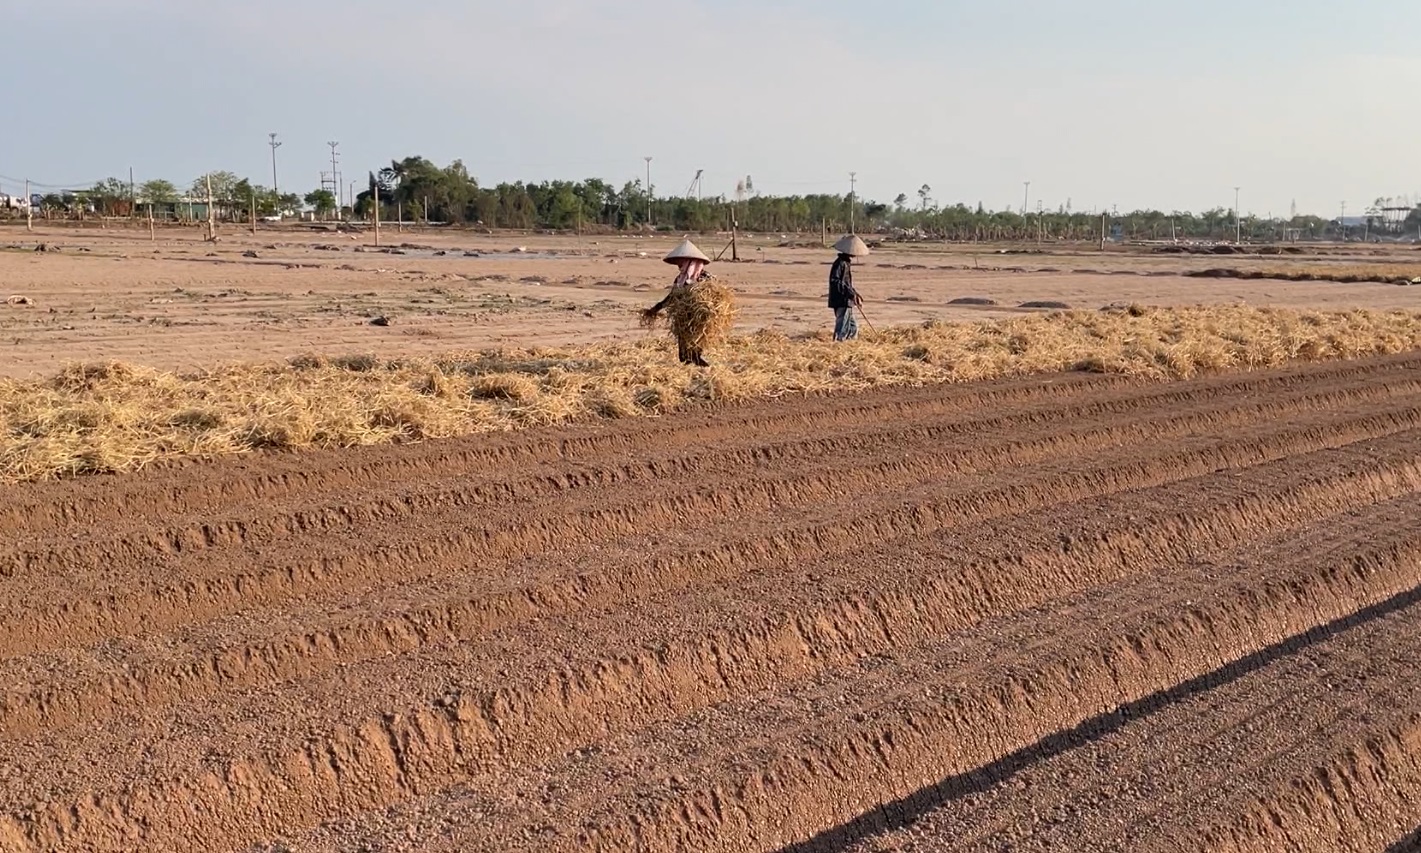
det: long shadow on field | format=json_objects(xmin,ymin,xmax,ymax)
[
  {"xmin": 779, "ymin": 580, "xmax": 1421, "ymax": 853},
  {"xmin": 1387, "ymin": 826, "xmax": 1421, "ymax": 853}
]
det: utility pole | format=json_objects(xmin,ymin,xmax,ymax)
[
  {"xmin": 268, "ymin": 132, "xmax": 282, "ymax": 207},
  {"xmin": 644, "ymin": 156, "xmax": 653, "ymax": 227},
  {"xmin": 25, "ymin": 179, "xmax": 32, "ymax": 232},
  {"xmin": 327, "ymin": 141, "xmax": 340, "ymax": 219},
  {"xmin": 373, "ymin": 182, "xmax": 381, "ymax": 246},
  {"xmin": 1022, "ymin": 181, "xmax": 1030, "ymax": 217},
  {"xmin": 849, "ymin": 171, "xmax": 857, "ymax": 234},
  {"xmin": 1037, "ymin": 200, "xmax": 1044, "ymax": 244},
  {"xmin": 1340, "ymin": 201, "xmax": 1347, "ymax": 241},
  {"xmin": 1233, "ymin": 186, "xmax": 1241, "ymax": 243},
  {"xmin": 129, "ymin": 167, "xmax": 135, "ymax": 219}
]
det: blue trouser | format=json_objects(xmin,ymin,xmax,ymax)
[{"xmin": 833, "ymin": 305, "xmax": 858, "ymax": 341}]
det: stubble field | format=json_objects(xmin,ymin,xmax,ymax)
[{"xmin": 2, "ymin": 222, "xmax": 1421, "ymax": 851}]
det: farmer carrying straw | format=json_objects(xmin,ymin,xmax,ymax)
[
  {"xmin": 641, "ymin": 238, "xmax": 735, "ymax": 367},
  {"xmin": 828, "ymin": 234, "xmax": 869, "ymax": 341}
]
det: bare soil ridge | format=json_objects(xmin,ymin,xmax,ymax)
[{"xmin": 2, "ymin": 354, "xmax": 1421, "ymax": 850}]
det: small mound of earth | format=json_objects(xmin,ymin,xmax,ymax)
[
  {"xmin": 886, "ymin": 295, "xmax": 922, "ymax": 303},
  {"xmin": 1019, "ymin": 300, "xmax": 1071, "ymax": 310},
  {"xmin": 949, "ymin": 297, "xmax": 998, "ymax": 306}
]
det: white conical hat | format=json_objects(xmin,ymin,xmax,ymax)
[
  {"xmin": 664, "ymin": 237, "xmax": 710, "ymax": 265},
  {"xmin": 833, "ymin": 234, "xmax": 870, "ymax": 257}
]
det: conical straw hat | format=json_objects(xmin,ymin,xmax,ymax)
[
  {"xmin": 833, "ymin": 234, "xmax": 870, "ymax": 257},
  {"xmin": 664, "ymin": 237, "xmax": 710, "ymax": 265}
]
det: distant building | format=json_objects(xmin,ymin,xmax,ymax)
[{"xmin": 143, "ymin": 198, "xmax": 212, "ymax": 221}]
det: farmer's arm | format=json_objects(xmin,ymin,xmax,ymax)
[{"xmin": 844, "ymin": 267, "xmax": 861, "ymax": 305}]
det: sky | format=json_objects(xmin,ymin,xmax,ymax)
[{"xmin": 4, "ymin": 0, "xmax": 1420, "ymax": 218}]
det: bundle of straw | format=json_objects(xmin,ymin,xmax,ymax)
[{"xmin": 641, "ymin": 279, "xmax": 737, "ymax": 350}]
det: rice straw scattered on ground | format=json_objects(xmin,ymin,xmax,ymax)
[{"xmin": 4, "ymin": 304, "xmax": 1421, "ymax": 483}]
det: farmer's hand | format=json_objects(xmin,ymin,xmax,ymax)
[{"xmin": 853, "ymin": 294, "xmax": 863, "ymax": 307}]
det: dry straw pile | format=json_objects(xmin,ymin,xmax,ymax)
[
  {"xmin": 641, "ymin": 279, "xmax": 738, "ymax": 352},
  {"xmin": 3, "ymin": 304, "xmax": 1421, "ymax": 483}
]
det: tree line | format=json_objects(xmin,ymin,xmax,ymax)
[{"xmin": 21, "ymin": 155, "xmax": 1421, "ymax": 243}]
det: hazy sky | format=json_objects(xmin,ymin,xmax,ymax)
[{"xmin": 5, "ymin": 0, "xmax": 1419, "ymax": 217}]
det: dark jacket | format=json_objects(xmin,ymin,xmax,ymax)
[{"xmin": 827, "ymin": 254, "xmax": 858, "ymax": 308}]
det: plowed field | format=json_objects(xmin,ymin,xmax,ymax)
[{"xmin": 5, "ymin": 353, "xmax": 1421, "ymax": 851}]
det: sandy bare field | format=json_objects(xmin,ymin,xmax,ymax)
[
  {"xmin": 2, "ymin": 223, "xmax": 1418, "ymax": 378},
  {"xmin": 4, "ymin": 223, "xmax": 1421, "ymax": 851},
  {"xmin": 1, "ymin": 354, "xmax": 1421, "ymax": 850}
]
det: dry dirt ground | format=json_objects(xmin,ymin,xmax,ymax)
[
  {"xmin": 5, "ymin": 223, "xmax": 1421, "ymax": 851},
  {"xmin": 2, "ymin": 222, "xmax": 1420, "ymax": 378},
  {"xmin": 2, "ymin": 352, "xmax": 1421, "ymax": 851}
]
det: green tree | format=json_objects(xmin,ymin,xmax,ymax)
[
  {"xmin": 189, "ymin": 172, "xmax": 240, "ymax": 204},
  {"xmin": 87, "ymin": 177, "xmax": 130, "ymax": 215},
  {"xmin": 305, "ymin": 189, "xmax": 336, "ymax": 217},
  {"xmin": 138, "ymin": 179, "xmax": 177, "ymax": 205}
]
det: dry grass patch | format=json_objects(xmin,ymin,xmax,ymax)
[{"xmin": 4, "ymin": 305, "xmax": 1421, "ymax": 483}]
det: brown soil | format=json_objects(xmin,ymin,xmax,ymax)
[
  {"xmin": 5, "ymin": 225, "xmax": 1421, "ymax": 379},
  {"xmin": 3, "ymin": 352, "xmax": 1421, "ymax": 851}
]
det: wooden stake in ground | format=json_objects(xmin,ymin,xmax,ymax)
[
  {"xmin": 730, "ymin": 213, "xmax": 739, "ymax": 261},
  {"xmin": 25, "ymin": 179, "xmax": 32, "ymax": 232},
  {"xmin": 397, "ymin": 201, "xmax": 403, "ymax": 233},
  {"xmin": 206, "ymin": 174, "xmax": 216, "ymax": 241},
  {"xmin": 250, "ymin": 191, "xmax": 257, "ymax": 236},
  {"xmin": 373, "ymin": 183, "xmax": 381, "ymax": 247},
  {"xmin": 148, "ymin": 204, "xmax": 155, "ymax": 242}
]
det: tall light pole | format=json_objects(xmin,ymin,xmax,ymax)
[
  {"xmin": 849, "ymin": 171, "xmax": 857, "ymax": 234},
  {"xmin": 268, "ymin": 133, "xmax": 282, "ymax": 201},
  {"xmin": 328, "ymin": 141, "xmax": 340, "ymax": 215},
  {"xmin": 644, "ymin": 156, "xmax": 653, "ymax": 226},
  {"xmin": 1340, "ymin": 201, "xmax": 1347, "ymax": 241},
  {"xmin": 1022, "ymin": 181, "xmax": 1030, "ymax": 217},
  {"xmin": 1233, "ymin": 186, "xmax": 1241, "ymax": 243}
]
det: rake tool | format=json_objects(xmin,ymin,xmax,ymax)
[{"xmin": 855, "ymin": 302, "xmax": 877, "ymax": 335}]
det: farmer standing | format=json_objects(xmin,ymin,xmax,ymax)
[
  {"xmin": 643, "ymin": 238, "xmax": 712, "ymax": 366},
  {"xmin": 828, "ymin": 234, "xmax": 869, "ymax": 341}
]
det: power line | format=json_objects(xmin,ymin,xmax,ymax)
[{"xmin": 0, "ymin": 174, "xmax": 119, "ymax": 190}]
